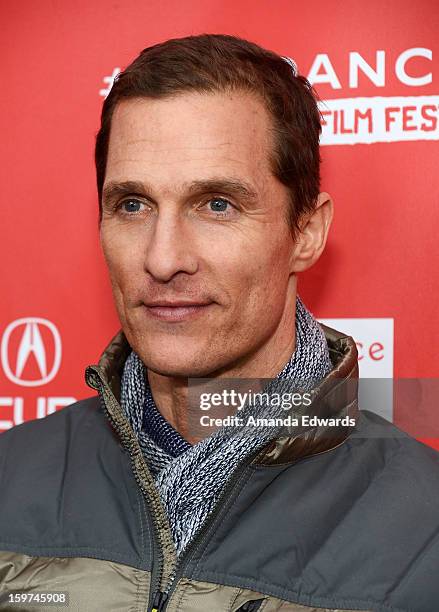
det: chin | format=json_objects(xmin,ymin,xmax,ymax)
[
  {"xmin": 145, "ymin": 357, "xmax": 217, "ymax": 378},
  {"xmin": 136, "ymin": 346, "xmax": 225, "ymax": 378},
  {"xmin": 126, "ymin": 325, "xmax": 232, "ymax": 377}
]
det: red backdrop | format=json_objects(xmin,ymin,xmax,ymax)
[{"xmin": 1, "ymin": 0, "xmax": 438, "ymax": 447}]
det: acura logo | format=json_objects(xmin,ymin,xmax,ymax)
[{"xmin": 1, "ymin": 318, "xmax": 62, "ymax": 387}]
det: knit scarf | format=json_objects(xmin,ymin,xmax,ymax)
[{"xmin": 120, "ymin": 295, "xmax": 332, "ymax": 557}]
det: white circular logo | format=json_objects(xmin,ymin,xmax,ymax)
[{"xmin": 1, "ymin": 318, "xmax": 62, "ymax": 387}]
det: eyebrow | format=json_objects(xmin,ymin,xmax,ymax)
[
  {"xmin": 187, "ymin": 178, "xmax": 258, "ymax": 200},
  {"xmin": 102, "ymin": 178, "xmax": 259, "ymax": 206},
  {"xmin": 102, "ymin": 181, "xmax": 147, "ymax": 206}
]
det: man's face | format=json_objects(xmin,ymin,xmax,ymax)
[{"xmin": 100, "ymin": 91, "xmax": 297, "ymax": 377}]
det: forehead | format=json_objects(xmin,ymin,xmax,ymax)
[{"xmin": 105, "ymin": 91, "xmax": 275, "ymax": 191}]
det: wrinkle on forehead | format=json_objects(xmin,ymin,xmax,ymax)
[
  {"xmin": 105, "ymin": 91, "xmax": 278, "ymax": 201},
  {"xmin": 109, "ymin": 91, "xmax": 272, "ymax": 152},
  {"xmin": 117, "ymin": 140, "xmax": 235, "ymax": 151}
]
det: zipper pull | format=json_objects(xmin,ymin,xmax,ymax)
[
  {"xmin": 237, "ymin": 599, "xmax": 264, "ymax": 611},
  {"xmin": 150, "ymin": 590, "xmax": 168, "ymax": 612}
]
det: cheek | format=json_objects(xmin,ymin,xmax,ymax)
[
  {"xmin": 100, "ymin": 226, "xmax": 144, "ymax": 297},
  {"xmin": 247, "ymin": 262, "xmax": 290, "ymax": 318},
  {"xmin": 216, "ymin": 239, "xmax": 291, "ymax": 315}
]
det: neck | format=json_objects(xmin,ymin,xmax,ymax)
[{"xmin": 147, "ymin": 292, "xmax": 297, "ymax": 444}]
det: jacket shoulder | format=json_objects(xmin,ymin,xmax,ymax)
[
  {"xmin": 0, "ymin": 396, "xmax": 104, "ymax": 465},
  {"xmin": 0, "ymin": 395, "xmax": 148, "ymax": 568},
  {"xmin": 354, "ymin": 408, "xmax": 439, "ymax": 468}
]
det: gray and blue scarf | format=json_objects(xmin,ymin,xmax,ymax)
[{"xmin": 120, "ymin": 295, "xmax": 332, "ymax": 556}]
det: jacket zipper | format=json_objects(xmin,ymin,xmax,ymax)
[
  {"xmin": 149, "ymin": 444, "xmax": 263, "ymax": 611},
  {"xmin": 86, "ymin": 365, "xmax": 266, "ymax": 612},
  {"xmin": 85, "ymin": 366, "xmax": 174, "ymax": 612},
  {"xmin": 86, "ymin": 363, "xmax": 274, "ymax": 612}
]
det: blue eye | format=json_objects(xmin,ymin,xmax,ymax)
[
  {"xmin": 121, "ymin": 199, "xmax": 142, "ymax": 213},
  {"xmin": 209, "ymin": 198, "xmax": 230, "ymax": 212}
]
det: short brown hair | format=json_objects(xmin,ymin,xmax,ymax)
[{"xmin": 95, "ymin": 34, "xmax": 322, "ymax": 235}]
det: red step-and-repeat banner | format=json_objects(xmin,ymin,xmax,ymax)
[{"xmin": 1, "ymin": 0, "xmax": 438, "ymax": 446}]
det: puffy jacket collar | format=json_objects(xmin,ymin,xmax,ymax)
[
  {"xmin": 87, "ymin": 324, "xmax": 359, "ymax": 466},
  {"xmin": 254, "ymin": 323, "xmax": 359, "ymax": 466}
]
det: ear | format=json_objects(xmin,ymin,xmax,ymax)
[{"xmin": 290, "ymin": 192, "xmax": 334, "ymax": 273}]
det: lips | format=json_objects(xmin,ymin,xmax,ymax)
[
  {"xmin": 145, "ymin": 301, "xmax": 211, "ymax": 308},
  {"xmin": 143, "ymin": 301, "xmax": 214, "ymax": 322}
]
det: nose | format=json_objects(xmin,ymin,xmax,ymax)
[{"xmin": 143, "ymin": 209, "xmax": 198, "ymax": 282}]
